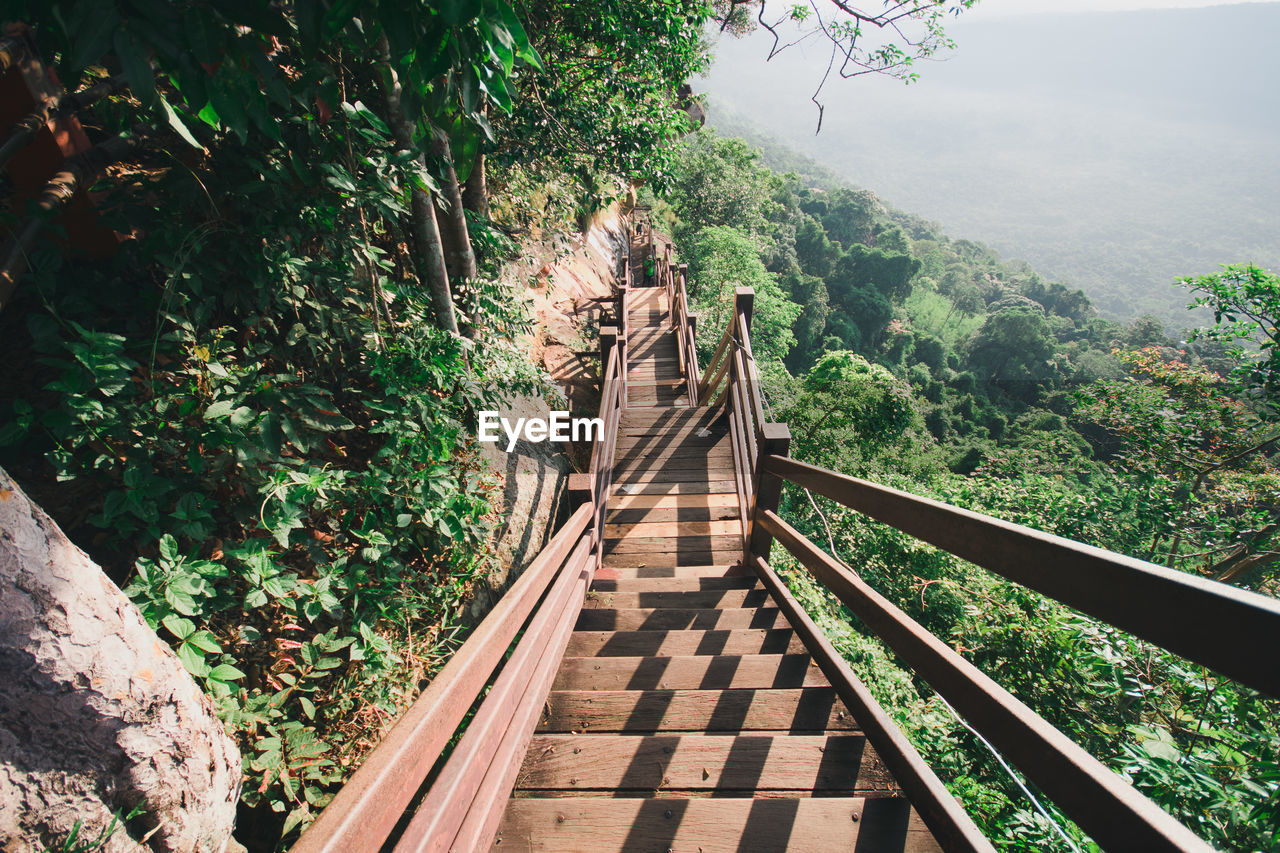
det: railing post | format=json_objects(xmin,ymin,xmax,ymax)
[
  {"xmin": 748, "ymin": 422, "xmax": 791, "ymax": 560},
  {"xmin": 599, "ymin": 325, "xmax": 617, "ymax": 378},
  {"xmin": 734, "ymin": 285, "xmax": 754, "ymax": 338}
]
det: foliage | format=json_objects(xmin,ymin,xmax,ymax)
[
  {"xmin": 0, "ymin": 60, "xmax": 550, "ymax": 843},
  {"xmin": 661, "ymin": 126, "xmax": 1280, "ymax": 850},
  {"xmin": 1077, "ymin": 348, "xmax": 1280, "ymax": 586},
  {"xmin": 679, "ymin": 224, "xmax": 799, "ymax": 364},
  {"xmin": 1181, "ymin": 263, "xmax": 1280, "ymax": 412},
  {"xmin": 501, "ymin": 0, "xmax": 712, "ymax": 202}
]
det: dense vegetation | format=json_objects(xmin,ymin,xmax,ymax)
[
  {"xmin": 0, "ymin": 1, "xmax": 708, "ymax": 847},
  {"xmin": 1, "ymin": 1, "xmax": 1275, "ymax": 850},
  {"xmin": 655, "ymin": 130, "xmax": 1280, "ymax": 851}
]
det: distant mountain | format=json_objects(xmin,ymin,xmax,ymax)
[{"xmin": 699, "ymin": 3, "xmax": 1280, "ymax": 330}]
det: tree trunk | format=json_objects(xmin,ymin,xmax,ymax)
[
  {"xmin": 375, "ymin": 35, "xmax": 458, "ymax": 336},
  {"xmin": 461, "ymin": 151, "xmax": 489, "ymax": 219},
  {"xmin": 431, "ymin": 128, "xmax": 477, "ymax": 283},
  {"xmin": 0, "ymin": 467, "xmax": 241, "ymax": 853}
]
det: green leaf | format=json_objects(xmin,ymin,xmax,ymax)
[
  {"xmin": 158, "ymin": 96, "xmax": 203, "ymax": 149},
  {"xmin": 204, "ymin": 400, "xmax": 235, "ymax": 420},
  {"xmin": 187, "ymin": 630, "xmax": 223, "ymax": 654},
  {"xmin": 158, "ymin": 534, "xmax": 179, "ymax": 564},
  {"xmin": 210, "ymin": 663, "xmax": 246, "ymax": 681},
  {"xmin": 230, "ymin": 406, "xmax": 257, "ymax": 428},
  {"xmin": 162, "ymin": 615, "xmax": 196, "ymax": 640},
  {"xmin": 66, "ymin": 0, "xmax": 122, "ymax": 75},
  {"xmin": 298, "ymin": 695, "xmax": 316, "ymax": 719},
  {"xmin": 114, "ymin": 29, "xmax": 157, "ymax": 107},
  {"xmin": 176, "ymin": 641, "xmax": 209, "ymax": 675}
]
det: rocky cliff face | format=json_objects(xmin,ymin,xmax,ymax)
[{"xmin": 470, "ymin": 203, "xmax": 628, "ymax": 615}]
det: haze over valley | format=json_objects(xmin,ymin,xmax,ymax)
[{"xmin": 700, "ymin": 2, "xmax": 1280, "ymax": 329}]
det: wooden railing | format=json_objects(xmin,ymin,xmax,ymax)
[
  {"xmin": 290, "ymin": 218, "xmax": 633, "ymax": 853},
  {"xmin": 704, "ymin": 286, "xmax": 1280, "ymax": 852},
  {"xmin": 657, "ymin": 244, "xmax": 700, "ymax": 403},
  {"xmin": 698, "ymin": 287, "xmax": 789, "ymax": 550}
]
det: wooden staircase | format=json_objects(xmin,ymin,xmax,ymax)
[
  {"xmin": 491, "ymin": 284, "xmax": 941, "ymax": 851},
  {"xmin": 293, "ymin": 213, "xmax": 1277, "ymax": 853}
]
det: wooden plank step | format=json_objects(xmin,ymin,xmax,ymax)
[
  {"xmin": 605, "ymin": 506, "xmax": 739, "ymax": 524},
  {"xmin": 613, "ymin": 446, "xmax": 733, "ymax": 465},
  {"xmin": 608, "ymin": 493, "xmax": 738, "ymax": 510},
  {"xmin": 565, "ymin": 628, "xmax": 802, "ymax": 657},
  {"xmin": 610, "ymin": 481, "xmax": 738, "ymax": 496},
  {"xmin": 617, "ymin": 432, "xmax": 728, "ymax": 446},
  {"xmin": 552, "ymin": 654, "xmax": 825, "ymax": 691},
  {"xmin": 575, "ymin": 607, "xmax": 788, "ymax": 631},
  {"xmin": 601, "ymin": 550, "xmax": 743, "ymax": 568},
  {"xmin": 603, "ymin": 535, "xmax": 741, "ymax": 554},
  {"xmin": 624, "ymin": 400, "xmax": 690, "ymax": 409},
  {"xmin": 616, "ymin": 435, "xmax": 728, "ymax": 451},
  {"xmin": 589, "ymin": 576, "xmax": 757, "ymax": 593},
  {"xmin": 603, "ymin": 520, "xmax": 740, "ymax": 540},
  {"xmin": 582, "ymin": 587, "xmax": 769, "ymax": 610},
  {"xmin": 594, "ymin": 564, "xmax": 746, "ymax": 580},
  {"xmin": 515, "ymin": 734, "xmax": 889, "ymax": 793},
  {"xmin": 609, "ymin": 468, "xmax": 737, "ymax": 483},
  {"xmin": 494, "ymin": 797, "xmax": 941, "ymax": 852},
  {"xmin": 538, "ymin": 687, "xmax": 856, "ymax": 733}
]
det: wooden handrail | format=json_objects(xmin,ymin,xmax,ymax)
[
  {"xmin": 758, "ymin": 510, "xmax": 1211, "ymax": 852},
  {"xmin": 747, "ymin": 551, "xmax": 995, "ymax": 853},
  {"xmin": 295, "ymin": 213, "xmax": 635, "ymax": 852},
  {"xmin": 394, "ymin": 533, "xmax": 596, "ymax": 852},
  {"xmin": 684, "ymin": 277, "xmax": 1270, "ymax": 847},
  {"xmin": 291, "ymin": 503, "xmax": 594, "ymax": 853},
  {"xmin": 760, "ymin": 453, "xmax": 1280, "ymax": 700}
]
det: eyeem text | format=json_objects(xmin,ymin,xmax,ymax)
[{"xmin": 478, "ymin": 411, "xmax": 604, "ymax": 452}]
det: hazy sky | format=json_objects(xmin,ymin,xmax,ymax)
[{"xmin": 975, "ymin": 0, "xmax": 1276, "ymax": 16}]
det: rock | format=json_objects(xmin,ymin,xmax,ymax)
[{"xmin": 0, "ymin": 467, "xmax": 241, "ymax": 852}]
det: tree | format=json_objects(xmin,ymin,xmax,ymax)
[
  {"xmin": 500, "ymin": 0, "xmax": 711, "ymax": 198},
  {"xmin": 1077, "ymin": 348, "xmax": 1280, "ymax": 584},
  {"xmin": 4, "ymin": 0, "xmax": 542, "ymax": 333},
  {"xmin": 670, "ymin": 132, "xmax": 780, "ymax": 241},
  {"xmin": 967, "ymin": 303, "xmax": 1059, "ymax": 401},
  {"xmin": 782, "ymin": 349, "xmax": 918, "ymax": 470},
  {"xmin": 680, "ymin": 225, "xmax": 800, "ymax": 363},
  {"xmin": 0, "ymin": 468, "xmax": 241, "ymax": 852},
  {"xmin": 1181, "ymin": 263, "xmax": 1280, "ymax": 411},
  {"xmin": 715, "ymin": 0, "xmax": 977, "ymax": 127}
]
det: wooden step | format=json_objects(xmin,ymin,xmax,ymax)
[
  {"xmin": 624, "ymin": 399, "xmax": 691, "ymax": 409},
  {"xmin": 619, "ymin": 411, "xmax": 724, "ymax": 430},
  {"xmin": 583, "ymin": 587, "xmax": 769, "ymax": 611},
  {"xmin": 575, "ymin": 607, "xmax": 789, "ymax": 631},
  {"xmin": 617, "ymin": 433, "xmax": 729, "ymax": 448},
  {"xmin": 609, "ymin": 467, "xmax": 737, "ymax": 483},
  {"xmin": 494, "ymin": 797, "xmax": 941, "ymax": 852},
  {"xmin": 589, "ymin": 576, "xmax": 757, "ymax": 593},
  {"xmin": 603, "ymin": 520, "xmax": 741, "ymax": 540},
  {"xmin": 605, "ymin": 505, "xmax": 739, "ymax": 524},
  {"xmin": 601, "ymin": 550, "xmax": 743, "ymax": 568},
  {"xmin": 608, "ymin": 493, "xmax": 738, "ymax": 510},
  {"xmin": 515, "ymin": 733, "xmax": 889, "ymax": 793},
  {"xmin": 565, "ymin": 628, "xmax": 802, "ymax": 657},
  {"xmin": 594, "ymin": 564, "xmax": 746, "ymax": 581},
  {"xmin": 538, "ymin": 687, "xmax": 856, "ymax": 732},
  {"xmin": 613, "ymin": 446, "xmax": 733, "ymax": 466},
  {"xmin": 611, "ymin": 481, "xmax": 739, "ymax": 496},
  {"xmin": 603, "ymin": 535, "xmax": 740, "ymax": 554},
  {"xmin": 552, "ymin": 654, "xmax": 825, "ymax": 691}
]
